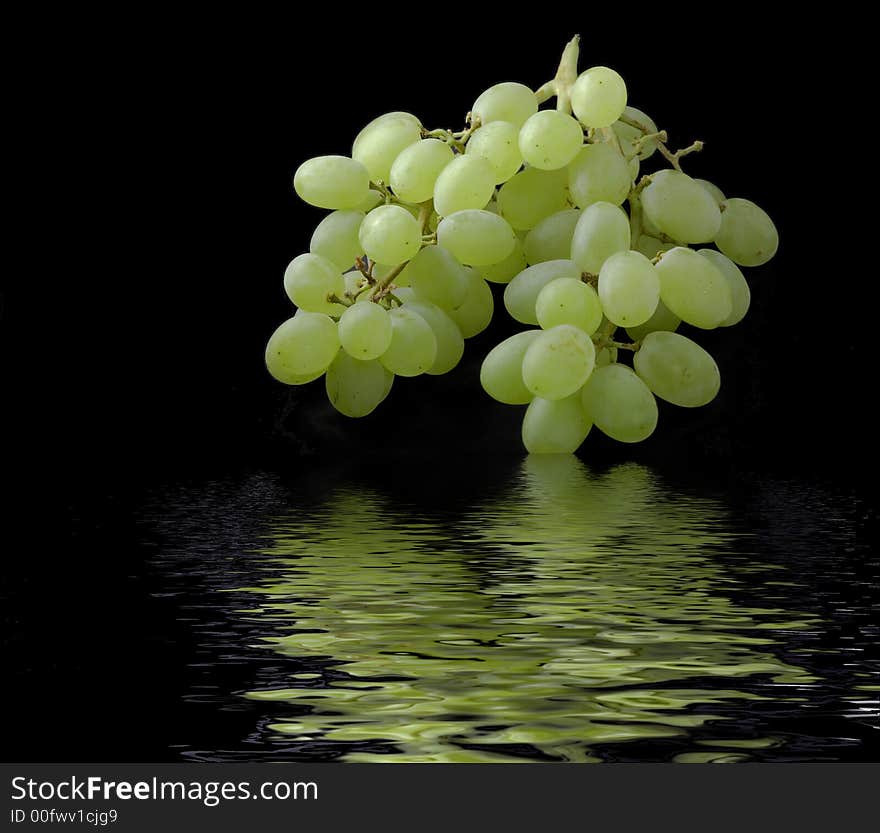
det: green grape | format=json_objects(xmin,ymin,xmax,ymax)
[
  {"xmin": 656, "ymin": 246, "xmax": 732, "ymax": 329},
  {"xmin": 358, "ymin": 204, "xmax": 422, "ymax": 265},
  {"xmin": 353, "ymin": 189, "xmax": 385, "ymax": 213},
  {"xmin": 571, "ymin": 66, "xmax": 627, "ymax": 129},
  {"xmin": 390, "ymin": 287, "xmax": 416, "ymax": 304},
  {"xmin": 522, "ymin": 393, "xmax": 592, "ymax": 454},
  {"xmin": 283, "ymin": 253, "xmax": 346, "ymax": 315},
  {"xmin": 595, "ymin": 344, "xmax": 618, "ymax": 367},
  {"xmin": 567, "ymin": 142, "xmax": 631, "ymax": 208},
  {"xmin": 581, "ymin": 363, "xmax": 658, "ymax": 443},
  {"xmin": 389, "ymin": 138, "xmax": 454, "ymax": 204},
  {"xmin": 293, "ymin": 155, "xmax": 370, "ymax": 210},
  {"xmin": 625, "ymin": 299, "xmax": 680, "ymax": 342},
  {"xmin": 338, "ymin": 301, "xmax": 392, "ymax": 360},
  {"xmin": 352, "ymin": 115, "xmax": 422, "ymax": 183},
  {"xmin": 325, "ymin": 352, "xmax": 387, "ymax": 418},
  {"xmin": 612, "ymin": 106, "xmax": 659, "ymax": 159},
  {"xmin": 715, "ymin": 198, "xmax": 778, "ymax": 266},
  {"xmin": 698, "ymin": 249, "xmax": 750, "ymax": 326},
  {"xmin": 448, "ymin": 267, "xmax": 494, "ymax": 337},
  {"xmin": 354, "ymin": 111, "xmax": 421, "ymax": 138},
  {"xmin": 634, "ymin": 234, "xmax": 675, "ymax": 259},
  {"xmin": 480, "ymin": 330, "xmax": 542, "ymax": 404},
  {"xmin": 497, "ymin": 166, "xmax": 569, "ymax": 230},
  {"xmin": 481, "ymin": 237, "xmax": 527, "ymax": 284},
  {"xmin": 694, "ymin": 178, "xmax": 726, "ymax": 206},
  {"xmin": 380, "ymin": 367, "xmax": 395, "ymax": 402},
  {"xmin": 379, "ymin": 306, "xmax": 437, "ymax": 377},
  {"xmin": 629, "ymin": 155, "xmax": 640, "ymax": 182},
  {"xmin": 535, "ymin": 277, "xmax": 603, "ymax": 335},
  {"xmin": 466, "ymin": 121, "xmax": 523, "ymax": 183},
  {"xmin": 344, "ymin": 269, "xmax": 368, "ymax": 298},
  {"xmin": 523, "ymin": 209, "xmax": 580, "ymax": 265},
  {"xmin": 405, "ymin": 245, "xmax": 469, "ymax": 309},
  {"xmin": 598, "ymin": 250, "xmax": 661, "ymax": 328},
  {"xmin": 404, "ymin": 299, "xmax": 465, "ymax": 374},
  {"xmin": 433, "ymin": 154, "xmax": 496, "ymax": 217},
  {"xmin": 265, "ymin": 312, "xmax": 340, "ymax": 381},
  {"xmin": 518, "ymin": 110, "xmax": 584, "ymax": 170},
  {"xmin": 640, "ymin": 169, "xmax": 722, "ymax": 244},
  {"xmin": 522, "ymin": 324, "xmax": 596, "ymax": 400},
  {"xmin": 436, "ymin": 209, "xmax": 517, "ymax": 266},
  {"xmin": 309, "ymin": 210, "xmax": 365, "ymax": 272},
  {"xmin": 634, "ymin": 331, "xmax": 720, "ymax": 408},
  {"xmin": 570, "ymin": 201, "xmax": 631, "ymax": 274},
  {"xmin": 503, "ymin": 259, "xmax": 581, "ymax": 325},
  {"xmin": 472, "ymin": 82, "xmax": 538, "ymax": 128}
]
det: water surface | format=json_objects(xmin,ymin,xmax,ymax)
[{"xmin": 136, "ymin": 456, "xmax": 877, "ymax": 762}]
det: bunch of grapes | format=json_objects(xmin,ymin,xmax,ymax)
[{"xmin": 266, "ymin": 35, "xmax": 778, "ymax": 452}]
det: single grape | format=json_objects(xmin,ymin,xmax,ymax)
[
  {"xmin": 338, "ymin": 301, "xmax": 392, "ymax": 360},
  {"xmin": 472, "ymin": 82, "xmax": 538, "ymax": 128},
  {"xmin": 380, "ymin": 367, "xmax": 395, "ymax": 402},
  {"xmin": 358, "ymin": 204, "xmax": 422, "ymax": 265},
  {"xmin": 523, "ymin": 209, "xmax": 581, "ymax": 265},
  {"xmin": 405, "ymin": 299, "xmax": 465, "ymax": 374},
  {"xmin": 481, "ymin": 237, "xmax": 528, "ymax": 284},
  {"xmin": 503, "ymin": 259, "xmax": 581, "ymax": 325},
  {"xmin": 714, "ymin": 198, "xmax": 778, "ymax": 266},
  {"xmin": 354, "ymin": 112, "xmax": 421, "ymax": 139},
  {"xmin": 405, "ymin": 245, "xmax": 469, "ymax": 309},
  {"xmin": 570, "ymin": 201, "xmax": 631, "ymax": 274},
  {"xmin": 353, "ymin": 189, "xmax": 385, "ymax": 213},
  {"xmin": 694, "ymin": 178, "xmax": 726, "ymax": 206},
  {"xmin": 480, "ymin": 330, "xmax": 542, "ymax": 404},
  {"xmin": 571, "ymin": 66, "xmax": 627, "ymax": 128},
  {"xmin": 466, "ymin": 121, "xmax": 523, "ymax": 183},
  {"xmin": 293, "ymin": 155, "xmax": 370, "ymax": 210},
  {"xmin": 352, "ymin": 115, "xmax": 421, "ymax": 183},
  {"xmin": 640, "ymin": 169, "xmax": 722, "ymax": 244},
  {"xmin": 634, "ymin": 331, "xmax": 720, "ymax": 407},
  {"xmin": 497, "ymin": 166, "xmax": 569, "ymax": 230},
  {"xmin": 379, "ymin": 306, "xmax": 437, "ymax": 377},
  {"xmin": 656, "ymin": 246, "xmax": 732, "ymax": 329},
  {"xmin": 598, "ymin": 250, "xmax": 661, "ymax": 328},
  {"xmin": 436, "ymin": 210, "xmax": 517, "ymax": 266},
  {"xmin": 698, "ymin": 249, "xmax": 750, "ymax": 326},
  {"xmin": 612, "ymin": 106, "xmax": 659, "ymax": 159},
  {"xmin": 567, "ymin": 142, "xmax": 631, "ymax": 208},
  {"xmin": 283, "ymin": 253, "xmax": 346, "ymax": 316},
  {"xmin": 390, "ymin": 138, "xmax": 454, "ymax": 204},
  {"xmin": 325, "ymin": 352, "xmax": 387, "ymax": 418},
  {"xmin": 448, "ymin": 267, "xmax": 494, "ymax": 337},
  {"xmin": 625, "ymin": 299, "xmax": 681, "ymax": 342},
  {"xmin": 522, "ymin": 324, "xmax": 596, "ymax": 400},
  {"xmin": 265, "ymin": 312, "xmax": 340, "ymax": 381},
  {"xmin": 535, "ymin": 277, "xmax": 603, "ymax": 335},
  {"xmin": 518, "ymin": 110, "xmax": 584, "ymax": 170},
  {"xmin": 522, "ymin": 393, "xmax": 592, "ymax": 454},
  {"xmin": 309, "ymin": 210, "xmax": 365, "ymax": 273},
  {"xmin": 433, "ymin": 154, "xmax": 496, "ymax": 217},
  {"xmin": 581, "ymin": 363, "xmax": 658, "ymax": 443}
]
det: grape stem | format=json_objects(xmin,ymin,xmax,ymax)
[
  {"xmin": 618, "ymin": 112, "xmax": 704, "ymax": 172},
  {"xmin": 535, "ymin": 34, "xmax": 580, "ymax": 114},
  {"xmin": 611, "ymin": 340, "xmax": 640, "ymax": 352}
]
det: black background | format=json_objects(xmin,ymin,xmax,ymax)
[{"xmin": 1, "ymin": 12, "xmax": 873, "ymax": 760}]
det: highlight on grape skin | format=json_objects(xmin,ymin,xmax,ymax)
[{"xmin": 267, "ymin": 34, "xmax": 778, "ymax": 451}]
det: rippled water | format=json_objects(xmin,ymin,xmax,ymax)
[{"xmin": 140, "ymin": 457, "xmax": 877, "ymax": 762}]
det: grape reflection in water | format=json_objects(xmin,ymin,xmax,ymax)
[{"xmin": 243, "ymin": 457, "xmax": 817, "ymax": 762}]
